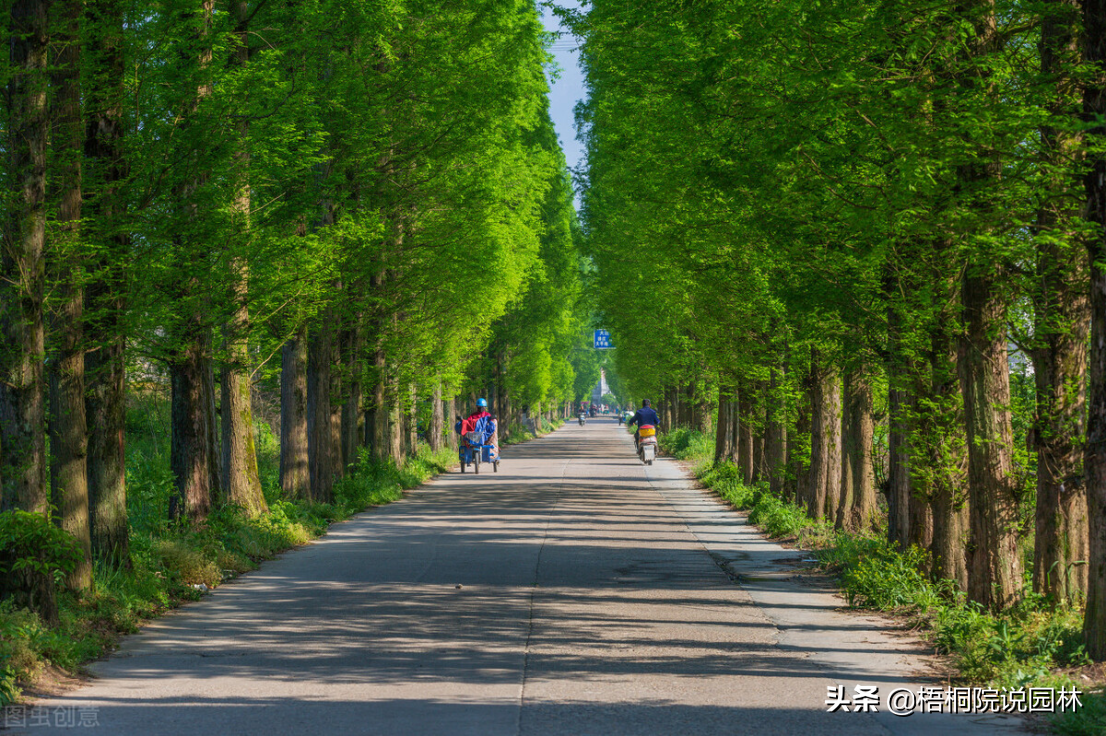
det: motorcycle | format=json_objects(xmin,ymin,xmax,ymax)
[
  {"xmin": 578, "ymin": 412, "xmax": 586, "ymax": 426},
  {"xmin": 635, "ymin": 424, "xmax": 657, "ymax": 465}
]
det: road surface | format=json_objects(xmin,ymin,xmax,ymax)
[{"xmin": 24, "ymin": 418, "xmax": 1022, "ymax": 735}]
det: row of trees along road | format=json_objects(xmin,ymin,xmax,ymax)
[
  {"xmin": 568, "ymin": 0, "xmax": 1106, "ymax": 657},
  {"xmin": 0, "ymin": 0, "xmax": 597, "ymax": 618}
]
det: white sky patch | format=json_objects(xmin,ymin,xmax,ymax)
[{"xmin": 539, "ymin": 1, "xmax": 586, "ymax": 207}]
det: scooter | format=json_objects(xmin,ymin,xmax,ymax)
[
  {"xmin": 578, "ymin": 412, "xmax": 586, "ymax": 426},
  {"xmin": 635, "ymin": 424, "xmax": 657, "ymax": 465}
]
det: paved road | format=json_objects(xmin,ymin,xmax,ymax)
[{"xmin": 26, "ymin": 418, "xmax": 1022, "ymax": 735}]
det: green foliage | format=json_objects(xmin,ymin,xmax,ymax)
[
  {"xmin": 0, "ymin": 665, "xmax": 18, "ymax": 709},
  {"xmin": 1052, "ymin": 690, "xmax": 1106, "ymax": 736},
  {"xmin": 0, "ymin": 510, "xmax": 82, "ymax": 587},
  {"xmin": 658, "ymin": 427, "xmax": 712, "ymax": 463}
]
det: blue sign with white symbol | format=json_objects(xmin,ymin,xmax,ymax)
[{"xmin": 594, "ymin": 329, "xmax": 614, "ymax": 349}]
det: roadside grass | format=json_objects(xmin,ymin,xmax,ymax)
[
  {"xmin": 0, "ymin": 394, "xmax": 454, "ymax": 708},
  {"xmin": 659, "ymin": 429, "xmax": 1105, "ymax": 736}
]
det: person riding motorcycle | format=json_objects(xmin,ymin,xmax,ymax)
[{"xmin": 627, "ymin": 399, "xmax": 659, "ymax": 443}]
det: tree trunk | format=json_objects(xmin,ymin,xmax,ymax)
[
  {"xmin": 915, "ymin": 323, "xmax": 969, "ymax": 590},
  {"xmin": 48, "ymin": 0, "xmax": 92, "ymax": 588},
  {"xmin": 406, "ymin": 383, "xmax": 418, "ymax": 455},
  {"xmin": 661, "ymin": 386, "xmax": 675, "ymax": 433},
  {"xmin": 959, "ymin": 271, "xmax": 1023, "ymax": 609},
  {"xmin": 1082, "ymin": 0, "xmax": 1106, "ymax": 657},
  {"xmin": 218, "ymin": 0, "xmax": 265, "ymax": 517},
  {"xmin": 168, "ymin": 0, "xmax": 219, "ymax": 523},
  {"xmin": 340, "ymin": 320, "xmax": 363, "ymax": 471},
  {"xmin": 1031, "ymin": 233, "xmax": 1090, "ymax": 600},
  {"xmin": 83, "ymin": 0, "xmax": 129, "ymax": 566},
  {"xmin": 751, "ymin": 392, "xmax": 767, "ymax": 484},
  {"xmin": 446, "ymin": 395, "xmax": 458, "ymax": 451},
  {"xmin": 169, "ymin": 331, "xmax": 217, "ymax": 522},
  {"xmin": 430, "ymin": 380, "xmax": 444, "ymax": 451},
  {"xmin": 766, "ymin": 366, "xmax": 788, "ymax": 497},
  {"xmin": 887, "ymin": 382, "xmax": 914, "ymax": 550},
  {"xmin": 221, "ymin": 335, "xmax": 264, "ymax": 515},
  {"xmin": 837, "ymin": 368, "xmax": 876, "ymax": 532},
  {"xmin": 794, "ymin": 396, "xmax": 812, "ymax": 502},
  {"xmin": 307, "ymin": 326, "xmax": 334, "ymax": 501},
  {"xmin": 679, "ymin": 384, "xmax": 693, "ymax": 427},
  {"xmin": 0, "ymin": 0, "xmax": 55, "ymax": 609},
  {"xmin": 737, "ymin": 388, "xmax": 754, "ymax": 485},
  {"xmin": 388, "ymin": 375, "xmax": 403, "ymax": 462},
  {"xmin": 280, "ymin": 330, "xmax": 309, "ymax": 497},
  {"xmin": 808, "ymin": 355, "xmax": 841, "ymax": 522},
  {"xmin": 2, "ymin": 0, "xmax": 62, "ymax": 621},
  {"xmin": 0, "ymin": 0, "xmax": 49, "ymax": 518},
  {"xmin": 369, "ymin": 338, "xmax": 387, "ymax": 462},
  {"xmin": 1029, "ymin": 0, "xmax": 1090, "ymax": 604},
  {"xmin": 713, "ymin": 383, "xmax": 733, "ymax": 466}
]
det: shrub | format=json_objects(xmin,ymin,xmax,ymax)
[
  {"xmin": 150, "ymin": 539, "xmax": 221, "ymax": 587},
  {"xmin": 0, "ymin": 510, "xmax": 83, "ymax": 589},
  {"xmin": 1052, "ymin": 690, "xmax": 1106, "ymax": 736}
]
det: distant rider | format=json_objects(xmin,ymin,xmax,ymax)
[{"xmin": 627, "ymin": 399, "xmax": 659, "ymax": 442}]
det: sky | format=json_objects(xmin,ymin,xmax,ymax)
[{"xmin": 538, "ymin": 1, "xmax": 587, "ymax": 194}]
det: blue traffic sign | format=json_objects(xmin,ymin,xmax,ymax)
[{"xmin": 594, "ymin": 329, "xmax": 614, "ymax": 349}]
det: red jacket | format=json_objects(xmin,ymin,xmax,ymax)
[{"xmin": 461, "ymin": 410, "xmax": 491, "ymax": 435}]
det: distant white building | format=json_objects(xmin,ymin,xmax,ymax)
[{"xmin": 591, "ymin": 369, "xmax": 610, "ymax": 405}]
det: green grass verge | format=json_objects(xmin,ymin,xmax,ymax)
[
  {"xmin": 661, "ymin": 428, "xmax": 1105, "ymax": 736},
  {"xmin": 0, "ymin": 395, "xmax": 454, "ymax": 708}
]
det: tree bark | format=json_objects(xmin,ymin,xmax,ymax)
[
  {"xmin": 766, "ymin": 366, "xmax": 788, "ymax": 497},
  {"xmin": 446, "ymin": 395, "xmax": 458, "ymax": 451},
  {"xmin": 737, "ymin": 395, "xmax": 753, "ymax": 485},
  {"xmin": 0, "ymin": 0, "xmax": 49, "ymax": 517},
  {"xmin": 48, "ymin": 0, "xmax": 92, "ymax": 588},
  {"xmin": 328, "ymin": 326, "xmax": 343, "ymax": 480},
  {"xmin": 307, "ymin": 326, "xmax": 334, "ymax": 501},
  {"xmin": 1082, "ymin": 0, "xmax": 1106, "ymax": 657},
  {"xmin": 340, "ymin": 320, "xmax": 363, "ymax": 471},
  {"xmin": 808, "ymin": 354, "xmax": 841, "ymax": 522},
  {"xmin": 1029, "ymin": 0, "xmax": 1090, "ymax": 604},
  {"xmin": 83, "ymin": 0, "xmax": 129, "ymax": 566},
  {"xmin": 679, "ymin": 383, "xmax": 693, "ymax": 427},
  {"xmin": 789, "ymin": 372, "xmax": 812, "ymax": 503},
  {"xmin": 911, "ymin": 319, "xmax": 970, "ymax": 589},
  {"xmin": 836, "ymin": 368, "xmax": 876, "ymax": 532},
  {"xmin": 713, "ymin": 383, "xmax": 733, "ymax": 466},
  {"xmin": 169, "ymin": 329, "xmax": 217, "ymax": 522},
  {"xmin": 280, "ymin": 330, "xmax": 309, "ymax": 497},
  {"xmin": 887, "ymin": 382, "xmax": 914, "ymax": 550},
  {"xmin": 751, "ymin": 391, "xmax": 766, "ymax": 484},
  {"xmin": 430, "ymin": 380, "xmax": 444, "ymax": 452},
  {"xmin": 168, "ymin": 0, "xmax": 220, "ymax": 523},
  {"xmin": 959, "ymin": 271, "xmax": 1023, "ymax": 609},
  {"xmin": 405, "ymin": 383, "xmax": 418, "ymax": 455},
  {"xmin": 662, "ymin": 386, "xmax": 675, "ymax": 433},
  {"xmin": 386, "ymin": 372, "xmax": 403, "ymax": 462},
  {"xmin": 370, "ymin": 339, "xmax": 388, "ymax": 462},
  {"xmin": 219, "ymin": 0, "xmax": 265, "ymax": 517}
]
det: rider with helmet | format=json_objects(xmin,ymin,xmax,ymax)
[
  {"xmin": 457, "ymin": 398, "xmax": 498, "ymax": 457},
  {"xmin": 627, "ymin": 399, "xmax": 659, "ymax": 443}
]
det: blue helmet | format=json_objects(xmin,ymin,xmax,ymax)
[{"xmin": 477, "ymin": 398, "xmax": 488, "ymax": 408}]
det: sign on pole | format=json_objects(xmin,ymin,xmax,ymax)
[{"xmin": 594, "ymin": 329, "xmax": 614, "ymax": 349}]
